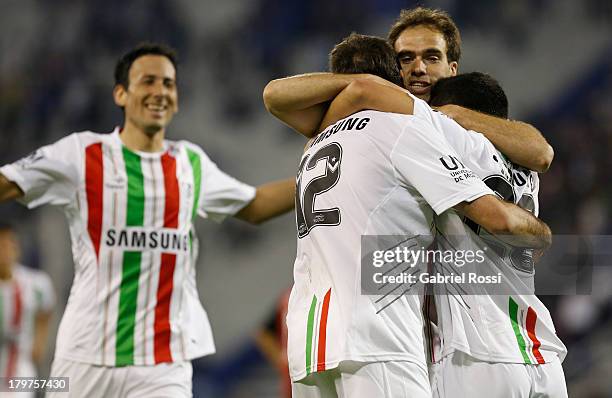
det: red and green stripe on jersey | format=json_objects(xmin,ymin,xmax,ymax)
[
  {"xmin": 84, "ymin": 141, "xmax": 203, "ymax": 366},
  {"xmin": 509, "ymin": 296, "xmax": 545, "ymax": 364},
  {"xmin": 305, "ymin": 288, "xmax": 332, "ymax": 375},
  {"xmin": 0, "ymin": 281, "xmax": 23, "ymax": 378}
]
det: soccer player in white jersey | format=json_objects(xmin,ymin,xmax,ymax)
[
  {"xmin": 0, "ymin": 43, "xmax": 295, "ymax": 397},
  {"xmin": 424, "ymin": 73, "xmax": 568, "ymax": 397},
  {"xmin": 0, "ymin": 223, "xmax": 55, "ymax": 398},
  {"xmin": 267, "ymin": 44, "xmax": 568, "ymax": 395},
  {"xmin": 266, "ymin": 34, "xmax": 552, "ymax": 398}
]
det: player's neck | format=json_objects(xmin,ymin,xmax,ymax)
[{"xmin": 120, "ymin": 121, "xmax": 165, "ymax": 153}]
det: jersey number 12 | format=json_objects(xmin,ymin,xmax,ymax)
[{"xmin": 296, "ymin": 143, "xmax": 343, "ymax": 238}]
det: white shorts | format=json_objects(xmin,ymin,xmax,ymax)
[
  {"xmin": 46, "ymin": 358, "xmax": 192, "ymax": 398},
  {"xmin": 432, "ymin": 351, "xmax": 568, "ymax": 398},
  {"xmin": 292, "ymin": 360, "xmax": 431, "ymax": 398}
]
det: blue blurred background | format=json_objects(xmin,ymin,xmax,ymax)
[{"xmin": 1, "ymin": 0, "xmax": 611, "ymax": 396}]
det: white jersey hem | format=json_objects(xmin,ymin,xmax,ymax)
[
  {"xmin": 290, "ymin": 352, "xmax": 426, "ymax": 382},
  {"xmin": 439, "ymin": 345, "xmax": 561, "ymax": 365}
]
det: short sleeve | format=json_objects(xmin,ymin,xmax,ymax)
[
  {"xmin": 35, "ymin": 271, "xmax": 56, "ymax": 313},
  {"xmin": 187, "ymin": 146, "xmax": 256, "ymax": 223},
  {"xmin": 0, "ymin": 134, "xmax": 80, "ymax": 208},
  {"xmin": 391, "ymin": 117, "xmax": 493, "ymax": 215}
]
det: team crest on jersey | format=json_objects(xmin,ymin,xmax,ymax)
[
  {"xmin": 167, "ymin": 143, "xmax": 181, "ymax": 157},
  {"xmin": 104, "ymin": 176, "xmax": 127, "ymax": 189}
]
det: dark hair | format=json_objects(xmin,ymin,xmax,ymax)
[
  {"xmin": 388, "ymin": 7, "xmax": 461, "ymax": 63},
  {"xmin": 429, "ymin": 72, "xmax": 508, "ymax": 118},
  {"xmin": 329, "ymin": 33, "xmax": 403, "ymax": 86},
  {"xmin": 114, "ymin": 42, "xmax": 178, "ymax": 89}
]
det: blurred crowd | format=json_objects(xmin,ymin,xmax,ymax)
[{"xmin": 1, "ymin": 0, "xmax": 611, "ymax": 396}]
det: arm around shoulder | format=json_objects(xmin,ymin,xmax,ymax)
[
  {"xmin": 438, "ymin": 105, "xmax": 554, "ymax": 172},
  {"xmin": 455, "ymin": 194, "xmax": 551, "ymax": 249}
]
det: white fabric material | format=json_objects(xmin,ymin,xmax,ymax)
[
  {"xmin": 47, "ymin": 357, "xmax": 193, "ymax": 398},
  {"xmin": 288, "ymin": 110, "xmax": 493, "ymax": 381},
  {"xmin": 423, "ymin": 111, "xmax": 566, "ymax": 365},
  {"xmin": 292, "ymin": 360, "xmax": 431, "ymax": 398},
  {"xmin": 0, "ymin": 129, "xmax": 255, "ymax": 366},
  {"xmin": 0, "ymin": 265, "xmax": 55, "ymax": 380},
  {"xmin": 432, "ymin": 351, "xmax": 568, "ymax": 398}
]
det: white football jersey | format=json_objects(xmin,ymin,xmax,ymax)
[
  {"xmin": 0, "ymin": 265, "xmax": 55, "ymax": 378},
  {"xmin": 425, "ymin": 111, "xmax": 567, "ymax": 365},
  {"xmin": 0, "ymin": 128, "xmax": 255, "ymax": 366},
  {"xmin": 287, "ymin": 110, "xmax": 493, "ymax": 381}
]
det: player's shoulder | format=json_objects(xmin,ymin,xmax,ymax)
[
  {"xmin": 353, "ymin": 109, "xmax": 422, "ymax": 132},
  {"xmin": 171, "ymin": 139, "xmax": 212, "ymax": 161},
  {"xmin": 61, "ymin": 128, "xmax": 117, "ymax": 148}
]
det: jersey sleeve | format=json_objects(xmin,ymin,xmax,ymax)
[
  {"xmin": 0, "ymin": 134, "xmax": 80, "ymax": 208},
  {"xmin": 193, "ymin": 147, "xmax": 256, "ymax": 223},
  {"xmin": 35, "ymin": 271, "xmax": 56, "ymax": 313},
  {"xmin": 531, "ymin": 172, "xmax": 540, "ymax": 216},
  {"xmin": 391, "ymin": 117, "xmax": 494, "ymax": 215}
]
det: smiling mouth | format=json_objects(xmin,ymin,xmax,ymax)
[
  {"xmin": 145, "ymin": 103, "xmax": 167, "ymax": 112},
  {"xmin": 408, "ymin": 81, "xmax": 430, "ymax": 89}
]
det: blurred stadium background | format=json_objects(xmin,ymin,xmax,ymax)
[{"xmin": 1, "ymin": 0, "xmax": 611, "ymax": 396}]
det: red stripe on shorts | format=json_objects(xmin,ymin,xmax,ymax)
[
  {"xmin": 316, "ymin": 288, "xmax": 332, "ymax": 371},
  {"xmin": 526, "ymin": 307, "xmax": 545, "ymax": 364}
]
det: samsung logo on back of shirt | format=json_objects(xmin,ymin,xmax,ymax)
[
  {"xmin": 105, "ymin": 228, "xmax": 190, "ymax": 253},
  {"xmin": 307, "ymin": 117, "xmax": 370, "ymax": 149}
]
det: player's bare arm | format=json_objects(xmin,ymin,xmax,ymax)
[
  {"xmin": 319, "ymin": 79, "xmax": 554, "ymax": 173},
  {"xmin": 0, "ymin": 173, "xmax": 23, "ymax": 202},
  {"xmin": 235, "ymin": 178, "xmax": 295, "ymax": 224},
  {"xmin": 436, "ymin": 104, "xmax": 554, "ymax": 172},
  {"xmin": 455, "ymin": 195, "xmax": 552, "ymax": 249},
  {"xmin": 31, "ymin": 310, "xmax": 53, "ymax": 367},
  {"xmin": 319, "ymin": 78, "xmax": 414, "ymax": 131},
  {"xmin": 263, "ymin": 73, "xmax": 377, "ymax": 138}
]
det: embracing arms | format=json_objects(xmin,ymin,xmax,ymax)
[
  {"xmin": 455, "ymin": 195, "xmax": 551, "ymax": 249},
  {"xmin": 436, "ymin": 105, "xmax": 553, "ymax": 172},
  {"xmin": 263, "ymin": 73, "xmax": 388, "ymax": 137},
  {"xmin": 264, "ymin": 74, "xmax": 553, "ymax": 172}
]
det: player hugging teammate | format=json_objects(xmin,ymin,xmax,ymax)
[{"xmin": 264, "ymin": 7, "xmax": 567, "ymax": 398}]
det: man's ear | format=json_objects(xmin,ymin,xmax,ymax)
[
  {"xmin": 113, "ymin": 84, "xmax": 127, "ymax": 107},
  {"xmin": 449, "ymin": 61, "xmax": 458, "ymax": 76}
]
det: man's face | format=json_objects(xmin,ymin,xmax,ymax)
[
  {"xmin": 114, "ymin": 55, "xmax": 178, "ymax": 135},
  {"xmin": 0, "ymin": 230, "xmax": 19, "ymax": 272},
  {"xmin": 394, "ymin": 25, "xmax": 458, "ymax": 101}
]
